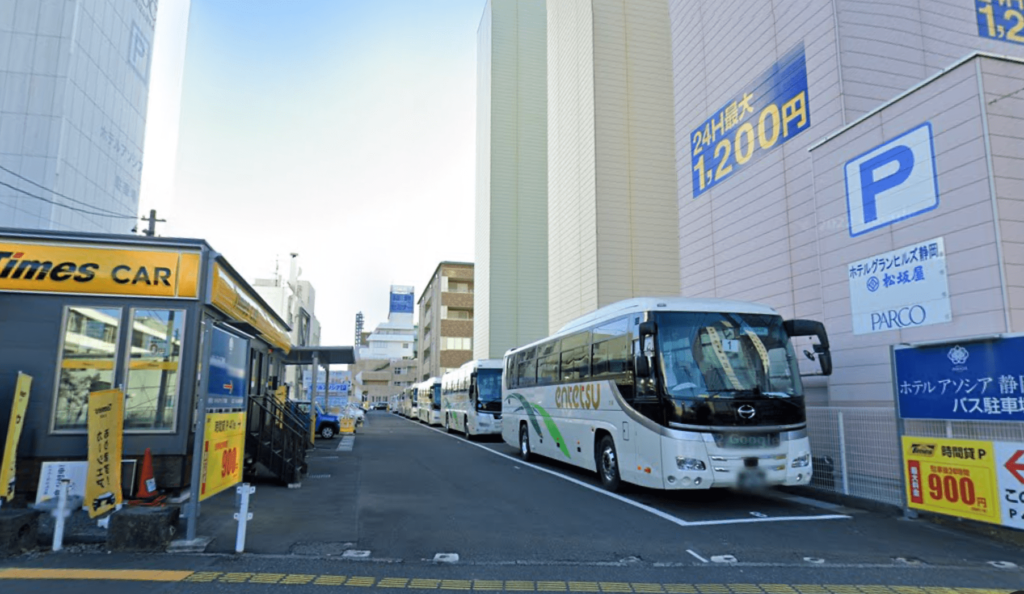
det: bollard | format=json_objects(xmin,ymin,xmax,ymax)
[
  {"xmin": 52, "ymin": 479, "xmax": 70, "ymax": 552},
  {"xmin": 233, "ymin": 483, "xmax": 255, "ymax": 553}
]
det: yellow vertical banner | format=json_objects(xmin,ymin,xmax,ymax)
[
  {"xmin": 85, "ymin": 389, "xmax": 124, "ymax": 518},
  {"xmin": 199, "ymin": 412, "xmax": 245, "ymax": 502},
  {"xmin": 902, "ymin": 436, "xmax": 1000, "ymax": 525},
  {"xmin": 1, "ymin": 372, "xmax": 33, "ymax": 502}
]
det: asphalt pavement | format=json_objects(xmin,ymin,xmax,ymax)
[{"xmin": 1, "ymin": 410, "xmax": 1022, "ymax": 592}]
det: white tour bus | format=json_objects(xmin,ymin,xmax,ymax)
[
  {"xmin": 405, "ymin": 387, "xmax": 418, "ymax": 419},
  {"xmin": 416, "ymin": 377, "xmax": 442, "ymax": 426},
  {"xmin": 501, "ymin": 297, "xmax": 831, "ymax": 492},
  {"xmin": 440, "ymin": 359, "xmax": 503, "ymax": 439}
]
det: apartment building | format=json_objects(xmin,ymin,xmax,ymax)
[{"xmin": 418, "ymin": 262, "xmax": 475, "ymax": 380}]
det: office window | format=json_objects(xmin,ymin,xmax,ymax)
[
  {"xmin": 443, "ymin": 337, "xmax": 472, "ymax": 350},
  {"xmin": 447, "ymin": 309, "xmax": 472, "ymax": 320},
  {"xmin": 124, "ymin": 309, "xmax": 185, "ymax": 431},
  {"xmin": 53, "ymin": 307, "xmax": 122, "ymax": 431}
]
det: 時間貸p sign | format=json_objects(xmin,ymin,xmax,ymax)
[{"xmin": 845, "ymin": 123, "xmax": 939, "ymax": 237}]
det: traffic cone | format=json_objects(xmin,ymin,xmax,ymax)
[{"xmin": 130, "ymin": 448, "xmax": 166, "ymax": 505}]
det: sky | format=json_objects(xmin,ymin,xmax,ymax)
[{"xmin": 143, "ymin": 0, "xmax": 485, "ymax": 346}]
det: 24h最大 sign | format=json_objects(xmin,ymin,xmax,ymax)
[
  {"xmin": 902, "ymin": 436, "xmax": 1024, "ymax": 531},
  {"xmin": 894, "ymin": 335, "xmax": 1024, "ymax": 422},
  {"xmin": 848, "ymin": 238, "xmax": 951, "ymax": 335},
  {"xmin": 199, "ymin": 412, "xmax": 245, "ymax": 502}
]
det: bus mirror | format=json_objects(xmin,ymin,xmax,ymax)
[
  {"xmin": 784, "ymin": 319, "xmax": 832, "ymax": 376},
  {"xmin": 639, "ymin": 321, "xmax": 657, "ymax": 336}
]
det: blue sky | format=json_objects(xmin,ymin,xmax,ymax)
[{"xmin": 167, "ymin": 0, "xmax": 485, "ymax": 345}]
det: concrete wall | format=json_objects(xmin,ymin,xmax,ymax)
[
  {"xmin": 474, "ymin": 0, "xmax": 550, "ymax": 361},
  {"xmin": 547, "ymin": 0, "xmax": 680, "ymax": 334}
]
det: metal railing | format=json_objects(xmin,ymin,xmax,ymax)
[
  {"xmin": 245, "ymin": 394, "xmax": 309, "ymax": 485},
  {"xmin": 805, "ymin": 407, "xmax": 903, "ymax": 506}
]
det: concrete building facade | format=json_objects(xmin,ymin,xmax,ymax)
[
  {"xmin": 0, "ymin": 0, "xmax": 162, "ymax": 233},
  {"xmin": 545, "ymin": 0, "xmax": 681, "ymax": 333},
  {"xmin": 670, "ymin": 0, "xmax": 1024, "ymax": 404},
  {"xmin": 253, "ymin": 254, "xmax": 321, "ymax": 396},
  {"xmin": 351, "ymin": 285, "xmax": 418, "ymax": 405},
  {"xmin": 418, "ymin": 262, "xmax": 475, "ymax": 380},
  {"xmin": 475, "ymin": 0, "xmax": 550, "ymax": 360}
]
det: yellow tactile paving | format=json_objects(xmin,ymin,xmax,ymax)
[
  {"xmin": 314, "ymin": 575, "xmax": 349, "ymax": 586},
  {"xmin": 0, "ymin": 568, "xmax": 1015, "ymax": 594},
  {"xmin": 0, "ymin": 569, "xmax": 193, "ymax": 582}
]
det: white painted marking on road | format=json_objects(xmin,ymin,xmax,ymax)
[
  {"xmin": 686, "ymin": 549, "xmax": 709, "ymax": 563},
  {"xmin": 749, "ymin": 511, "xmax": 767, "ymax": 518},
  {"xmin": 336, "ymin": 436, "xmax": 355, "ymax": 452},
  {"xmin": 804, "ymin": 557, "xmax": 825, "ymax": 564},
  {"xmin": 711, "ymin": 555, "xmax": 737, "ymax": 563},
  {"xmin": 433, "ymin": 553, "xmax": 460, "ymax": 563},
  {"xmin": 401, "ymin": 416, "xmax": 852, "ymax": 529},
  {"xmin": 988, "ymin": 560, "xmax": 1017, "ymax": 569},
  {"xmin": 342, "ymin": 550, "xmax": 371, "ymax": 559}
]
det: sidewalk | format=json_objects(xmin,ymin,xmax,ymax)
[{"xmin": 191, "ymin": 433, "xmax": 361, "ymax": 554}]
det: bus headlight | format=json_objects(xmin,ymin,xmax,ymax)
[
  {"xmin": 676, "ymin": 457, "xmax": 706, "ymax": 471},
  {"xmin": 791, "ymin": 453, "xmax": 811, "ymax": 468}
]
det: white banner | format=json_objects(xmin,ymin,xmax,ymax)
[
  {"xmin": 996, "ymin": 441, "xmax": 1024, "ymax": 529},
  {"xmin": 848, "ymin": 237, "xmax": 951, "ymax": 335}
]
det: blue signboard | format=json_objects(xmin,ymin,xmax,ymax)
[
  {"xmin": 895, "ymin": 336, "xmax": 1024, "ymax": 421},
  {"xmin": 976, "ymin": 0, "xmax": 1024, "ymax": 46},
  {"xmin": 690, "ymin": 43, "xmax": 810, "ymax": 198},
  {"xmin": 390, "ymin": 291, "xmax": 414, "ymax": 314},
  {"xmin": 207, "ymin": 327, "xmax": 248, "ymax": 409}
]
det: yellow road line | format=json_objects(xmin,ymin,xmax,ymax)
[
  {"xmin": 282, "ymin": 574, "xmax": 317, "ymax": 585},
  {"xmin": 0, "ymin": 569, "xmax": 192, "ymax": 582},
  {"xmin": 442, "ymin": 580, "xmax": 473, "ymax": 590},
  {"xmin": 538, "ymin": 582, "xmax": 568, "ymax": 592},
  {"xmin": 506, "ymin": 581, "xmax": 536, "ymax": 591},
  {"xmin": 348, "ymin": 576, "xmax": 378, "ymax": 587},
  {"xmin": 378, "ymin": 578, "xmax": 411, "ymax": 589},
  {"xmin": 250, "ymin": 573, "xmax": 286, "ymax": 584},
  {"xmin": 314, "ymin": 575, "xmax": 349, "ymax": 586},
  {"xmin": 632, "ymin": 584, "xmax": 665, "ymax": 593},
  {"xmin": 474, "ymin": 580, "xmax": 506, "ymax": 590},
  {"xmin": 570, "ymin": 582, "xmax": 602, "ymax": 593},
  {"xmin": 220, "ymin": 572, "xmax": 254, "ymax": 583},
  {"xmin": 411, "ymin": 579, "xmax": 441, "ymax": 589},
  {"xmin": 664, "ymin": 586, "xmax": 698, "ymax": 594},
  {"xmin": 600, "ymin": 583, "xmax": 633, "ymax": 593}
]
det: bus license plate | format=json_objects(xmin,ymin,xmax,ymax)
[{"xmin": 714, "ymin": 433, "xmax": 780, "ymax": 449}]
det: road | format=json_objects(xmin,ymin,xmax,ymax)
[{"xmin": 1, "ymin": 411, "xmax": 1021, "ymax": 592}]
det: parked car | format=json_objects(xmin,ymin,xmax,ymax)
[{"xmin": 292, "ymin": 401, "xmax": 343, "ymax": 439}]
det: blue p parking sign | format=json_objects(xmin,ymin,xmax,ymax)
[{"xmin": 845, "ymin": 123, "xmax": 939, "ymax": 237}]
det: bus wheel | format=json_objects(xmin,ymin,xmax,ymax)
[
  {"xmin": 464, "ymin": 416, "xmax": 474, "ymax": 442},
  {"xmin": 597, "ymin": 435, "xmax": 621, "ymax": 492},
  {"xmin": 519, "ymin": 424, "xmax": 532, "ymax": 462}
]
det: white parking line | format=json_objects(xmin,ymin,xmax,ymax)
[
  {"xmin": 399, "ymin": 416, "xmax": 852, "ymax": 528},
  {"xmin": 686, "ymin": 549, "xmax": 709, "ymax": 563}
]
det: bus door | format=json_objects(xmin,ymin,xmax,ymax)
[{"xmin": 625, "ymin": 315, "xmax": 665, "ymax": 488}]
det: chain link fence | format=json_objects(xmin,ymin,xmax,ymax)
[{"xmin": 806, "ymin": 406, "xmax": 1024, "ymax": 508}]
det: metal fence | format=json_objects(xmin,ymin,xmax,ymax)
[
  {"xmin": 805, "ymin": 406, "xmax": 904, "ymax": 506},
  {"xmin": 806, "ymin": 406, "xmax": 1024, "ymax": 509}
]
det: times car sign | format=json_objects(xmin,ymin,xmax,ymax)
[{"xmin": 848, "ymin": 237, "xmax": 951, "ymax": 335}]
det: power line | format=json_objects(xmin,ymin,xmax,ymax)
[
  {"xmin": 0, "ymin": 164, "xmax": 129, "ymax": 217},
  {"xmin": 0, "ymin": 180, "xmax": 137, "ymax": 220}
]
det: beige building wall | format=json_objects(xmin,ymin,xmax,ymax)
[
  {"xmin": 547, "ymin": 0, "xmax": 681, "ymax": 334},
  {"xmin": 475, "ymin": 0, "xmax": 549, "ymax": 361},
  {"xmin": 419, "ymin": 262, "xmax": 475, "ymax": 380}
]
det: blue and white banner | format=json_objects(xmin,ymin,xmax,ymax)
[
  {"xmin": 848, "ymin": 237, "xmax": 951, "ymax": 335},
  {"xmin": 895, "ymin": 336, "xmax": 1024, "ymax": 421},
  {"xmin": 390, "ymin": 291, "xmax": 414, "ymax": 314}
]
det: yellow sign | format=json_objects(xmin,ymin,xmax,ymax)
[
  {"xmin": 0, "ymin": 241, "xmax": 200, "ymax": 298},
  {"xmin": 339, "ymin": 418, "xmax": 355, "ymax": 434},
  {"xmin": 85, "ymin": 389, "xmax": 124, "ymax": 518},
  {"xmin": 1, "ymin": 373, "xmax": 32, "ymax": 502},
  {"xmin": 902, "ymin": 436, "xmax": 1000, "ymax": 525},
  {"xmin": 199, "ymin": 412, "xmax": 245, "ymax": 502},
  {"xmin": 210, "ymin": 263, "xmax": 291, "ymax": 353}
]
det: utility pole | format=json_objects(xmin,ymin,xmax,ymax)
[{"xmin": 140, "ymin": 209, "xmax": 166, "ymax": 236}]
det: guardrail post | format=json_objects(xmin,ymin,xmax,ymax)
[
  {"xmin": 837, "ymin": 411, "xmax": 850, "ymax": 495},
  {"xmin": 52, "ymin": 480, "xmax": 70, "ymax": 551}
]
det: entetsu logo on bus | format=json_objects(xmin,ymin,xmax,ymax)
[
  {"xmin": 845, "ymin": 122, "xmax": 939, "ymax": 237},
  {"xmin": 555, "ymin": 384, "xmax": 601, "ymax": 410},
  {"xmin": 871, "ymin": 304, "xmax": 927, "ymax": 331}
]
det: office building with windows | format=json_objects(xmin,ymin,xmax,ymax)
[
  {"xmin": 0, "ymin": 0, "xmax": 167, "ymax": 233},
  {"xmin": 351, "ymin": 286, "xmax": 418, "ymax": 405},
  {"xmin": 475, "ymin": 0, "xmax": 550, "ymax": 360},
  {"xmin": 545, "ymin": 0, "xmax": 681, "ymax": 333},
  {"xmin": 418, "ymin": 262, "xmax": 475, "ymax": 380}
]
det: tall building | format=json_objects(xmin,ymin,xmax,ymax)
[
  {"xmin": 418, "ymin": 262, "xmax": 475, "ymax": 380},
  {"xmin": 354, "ymin": 311, "xmax": 365, "ymax": 347},
  {"xmin": 253, "ymin": 254, "xmax": 321, "ymax": 396},
  {"xmin": 474, "ymin": 0, "xmax": 549, "ymax": 360},
  {"xmin": 350, "ymin": 286, "xmax": 418, "ymax": 405},
  {"xmin": 0, "ymin": 0, "xmax": 167, "ymax": 233},
  {"xmin": 545, "ymin": 0, "xmax": 681, "ymax": 333}
]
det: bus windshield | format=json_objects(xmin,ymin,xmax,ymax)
[
  {"xmin": 476, "ymin": 369, "xmax": 502, "ymax": 402},
  {"xmin": 655, "ymin": 312, "xmax": 802, "ymax": 400}
]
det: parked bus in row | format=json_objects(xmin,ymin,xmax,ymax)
[
  {"xmin": 501, "ymin": 297, "xmax": 831, "ymax": 493},
  {"xmin": 440, "ymin": 359, "xmax": 503, "ymax": 439},
  {"xmin": 405, "ymin": 387, "xmax": 418, "ymax": 419},
  {"xmin": 416, "ymin": 377, "xmax": 442, "ymax": 426}
]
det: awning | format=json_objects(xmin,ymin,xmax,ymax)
[{"xmin": 282, "ymin": 346, "xmax": 356, "ymax": 366}]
